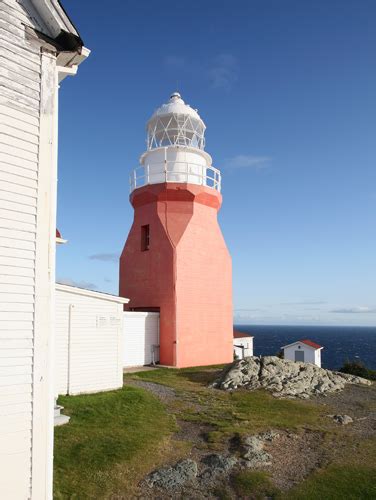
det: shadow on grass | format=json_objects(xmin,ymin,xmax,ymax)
[{"xmin": 175, "ymin": 368, "xmax": 224, "ymax": 386}]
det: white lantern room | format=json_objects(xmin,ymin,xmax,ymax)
[
  {"xmin": 130, "ymin": 92, "xmax": 221, "ymax": 191},
  {"xmin": 281, "ymin": 339, "xmax": 323, "ymax": 367}
]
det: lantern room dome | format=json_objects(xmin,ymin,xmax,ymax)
[{"xmin": 146, "ymin": 92, "xmax": 206, "ymax": 150}]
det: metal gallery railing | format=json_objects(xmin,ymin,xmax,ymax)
[{"xmin": 129, "ymin": 161, "xmax": 221, "ymax": 193}]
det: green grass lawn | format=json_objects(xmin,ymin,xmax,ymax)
[
  {"xmin": 128, "ymin": 366, "xmax": 325, "ymax": 437},
  {"xmin": 54, "ymin": 385, "xmax": 180, "ymax": 498},
  {"xmin": 54, "ymin": 366, "xmax": 376, "ymax": 499}
]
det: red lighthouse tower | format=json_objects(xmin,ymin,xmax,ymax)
[{"xmin": 120, "ymin": 93, "xmax": 233, "ymax": 367}]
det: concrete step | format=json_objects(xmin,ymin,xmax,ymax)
[
  {"xmin": 54, "ymin": 405, "xmax": 64, "ymax": 417},
  {"xmin": 54, "ymin": 414, "xmax": 70, "ymax": 427}
]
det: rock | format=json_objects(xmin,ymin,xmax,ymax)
[
  {"xmin": 144, "ymin": 459, "xmax": 198, "ymax": 489},
  {"xmin": 199, "ymin": 454, "xmax": 237, "ymax": 483},
  {"xmin": 202, "ymin": 454, "xmax": 237, "ymax": 472},
  {"xmin": 331, "ymin": 414, "xmax": 353, "ymax": 425},
  {"xmin": 211, "ymin": 356, "xmax": 372, "ymax": 398},
  {"xmin": 259, "ymin": 430, "xmax": 280, "ymax": 441},
  {"xmin": 241, "ymin": 435, "xmax": 272, "ymax": 467}
]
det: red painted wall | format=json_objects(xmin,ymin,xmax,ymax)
[{"xmin": 119, "ymin": 183, "xmax": 233, "ymax": 367}]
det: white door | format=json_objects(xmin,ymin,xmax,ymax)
[{"xmin": 123, "ymin": 312, "xmax": 160, "ymax": 367}]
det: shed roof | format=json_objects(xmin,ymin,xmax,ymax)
[
  {"xmin": 281, "ymin": 339, "xmax": 323, "ymax": 350},
  {"xmin": 233, "ymin": 329, "xmax": 254, "ymax": 339},
  {"xmin": 56, "ymin": 283, "xmax": 129, "ymax": 304}
]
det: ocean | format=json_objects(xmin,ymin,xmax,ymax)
[{"xmin": 234, "ymin": 324, "xmax": 376, "ymax": 370}]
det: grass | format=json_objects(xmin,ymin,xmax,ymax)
[
  {"xmin": 127, "ymin": 367, "xmax": 324, "ymax": 438},
  {"xmin": 54, "ymin": 365, "xmax": 376, "ymax": 499},
  {"xmin": 285, "ymin": 465, "xmax": 376, "ymax": 500},
  {"xmin": 54, "ymin": 385, "xmax": 180, "ymax": 498},
  {"xmin": 232, "ymin": 470, "xmax": 279, "ymax": 499}
]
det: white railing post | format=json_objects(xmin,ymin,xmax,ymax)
[{"xmin": 164, "ymin": 147, "xmax": 168, "ymax": 182}]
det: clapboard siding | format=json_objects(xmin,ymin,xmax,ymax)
[
  {"xmin": 0, "ymin": 1, "xmax": 43, "ymax": 498},
  {"xmin": 123, "ymin": 312, "xmax": 160, "ymax": 367},
  {"xmin": 55, "ymin": 286, "xmax": 125, "ymax": 396}
]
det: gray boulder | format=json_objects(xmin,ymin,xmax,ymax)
[
  {"xmin": 144, "ymin": 459, "xmax": 198, "ymax": 489},
  {"xmin": 241, "ymin": 435, "xmax": 272, "ymax": 467},
  {"xmin": 329, "ymin": 414, "xmax": 354, "ymax": 425},
  {"xmin": 212, "ymin": 356, "xmax": 371, "ymax": 398}
]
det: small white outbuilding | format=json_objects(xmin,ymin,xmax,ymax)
[
  {"xmin": 233, "ymin": 330, "xmax": 254, "ymax": 359},
  {"xmin": 281, "ymin": 339, "xmax": 323, "ymax": 367},
  {"xmin": 55, "ymin": 284, "xmax": 129, "ymax": 396}
]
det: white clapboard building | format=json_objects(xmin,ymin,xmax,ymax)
[
  {"xmin": 282, "ymin": 339, "xmax": 323, "ymax": 367},
  {"xmin": 233, "ymin": 330, "xmax": 254, "ymax": 359},
  {"xmin": 55, "ymin": 284, "xmax": 128, "ymax": 396},
  {"xmin": 0, "ymin": 1, "xmax": 88, "ymax": 498}
]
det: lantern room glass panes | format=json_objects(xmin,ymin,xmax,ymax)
[{"xmin": 147, "ymin": 113, "xmax": 205, "ymax": 150}]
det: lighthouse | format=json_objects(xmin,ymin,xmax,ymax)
[{"xmin": 119, "ymin": 92, "xmax": 233, "ymax": 367}]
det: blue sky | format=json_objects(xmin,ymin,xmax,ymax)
[{"xmin": 57, "ymin": 0, "xmax": 376, "ymax": 326}]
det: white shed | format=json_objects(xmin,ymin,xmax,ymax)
[
  {"xmin": 0, "ymin": 2, "xmax": 88, "ymax": 498},
  {"xmin": 281, "ymin": 339, "xmax": 323, "ymax": 367},
  {"xmin": 55, "ymin": 284, "xmax": 129, "ymax": 396},
  {"xmin": 123, "ymin": 311, "xmax": 160, "ymax": 367},
  {"xmin": 233, "ymin": 330, "xmax": 254, "ymax": 359}
]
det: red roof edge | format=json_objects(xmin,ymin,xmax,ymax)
[
  {"xmin": 233, "ymin": 329, "xmax": 254, "ymax": 339},
  {"xmin": 300, "ymin": 339, "xmax": 323, "ymax": 349}
]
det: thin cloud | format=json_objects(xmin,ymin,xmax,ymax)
[
  {"xmin": 164, "ymin": 53, "xmax": 239, "ymax": 92},
  {"xmin": 224, "ymin": 155, "xmax": 271, "ymax": 170},
  {"xmin": 57, "ymin": 278, "xmax": 97, "ymax": 291},
  {"xmin": 104, "ymin": 277, "xmax": 112, "ymax": 283},
  {"xmin": 89, "ymin": 253, "xmax": 119, "ymax": 263},
  {"xmin": 280, "ymin": 301, "xmax": 327, "ymax": 306},
  {"xmin": 331, "ymin": 306, "xmax": 376, "ymax": 314},
  {"xmin": 208, "ymin": 53, "xmax": 238, "ymax": 90}
]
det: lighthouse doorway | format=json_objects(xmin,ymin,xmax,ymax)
[{"xmin": 123, "ymin": 312, "xmax": 160, "ymax": 367}]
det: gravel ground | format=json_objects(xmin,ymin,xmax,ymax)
[
  {"xmin": 124, "ymin": 378, "xmax": 176, "ymax": 403},
  {"xmin": 311, "ymin": 384, "xmax": 376, "ymax": 439}
]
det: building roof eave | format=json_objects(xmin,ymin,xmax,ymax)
[{"xmin": 281, "ymin": 339, "xmax": 323, "ymax": 350}]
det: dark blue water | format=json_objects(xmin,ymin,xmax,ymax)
[{"xmin": 234, "ymin": 325, "xmax": 376, "ymax": 370}]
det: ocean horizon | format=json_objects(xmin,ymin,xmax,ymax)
[{"xmin": 233, "ymin": 324, "xmax": 376, "ymax": 370}]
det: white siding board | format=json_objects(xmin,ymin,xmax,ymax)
[
  {"xmin": 0, "ymin": 311, "xmax": 33, "ymax": 321},
  {"xmin": 0, "ymin": 282, "xmax": 34, "ymax": 293},
  {"xmin": 0, "ymin": 102, "xmax": 39, "ymax": 126},
  {"xmin": 55, "ymin": 286, "xmax": 125, "ymax": 396},
  {"xmin": 0, "ymin": 60, "xmax": 40, "ymax": 92},
  {"xmin": 0, "ymin": 338, "xmax": 33, "ymax": 348},
  {"xmin": 0, "ymin": 188, "xmax": 37, "ymax": 207},
  {"xmin": 0, "ymin": 124, "xmax": 39, "ymax": 146},
  {"xmin": 0, "ymin": 198, "xmax": 37, "ymax": 216},
  {"xmin": 0, "ymin": 44, "xmax": 40, "ymax": 73},
  {"xmin": 0, "ymin": 75, "xmax": 40, "ymax": 104},
  {"xmin": 0, "ymin": 265, "xmax": 35, "ymax": 277},
  {"xmin": 0, "ymin": 168, "xmax": 38, "ymax": 187},
  {"xmin": 0, "ymin": 292, "xmax": 34, "ymax": 303},
  {"xmin": 123, "ymin": 312, "xmax": 160, "ymax": 367},
  {"xmin": 0, "ymin": 0, "xmax": 44, "ymax": 31}
]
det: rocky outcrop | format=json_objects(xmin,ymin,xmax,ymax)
[
  {"xmin": 144, "ymin": 459, "xmax": 198, "ymax": 489},
  {"xmin": 212, "ymin": 356, "xmax": 372, "ymax": 398}
]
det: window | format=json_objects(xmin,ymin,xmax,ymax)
[{"xmin": 141, "ymin": 224, "xmax": 150, "ymax": 251}]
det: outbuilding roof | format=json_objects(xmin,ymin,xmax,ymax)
[
  {"xmin": 233, "ymin": 329, "xmax": 254, "ymax": 339},
  {"xmin": 281, "ymin": 339, "xmax": 323, "ymax": 350}
]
